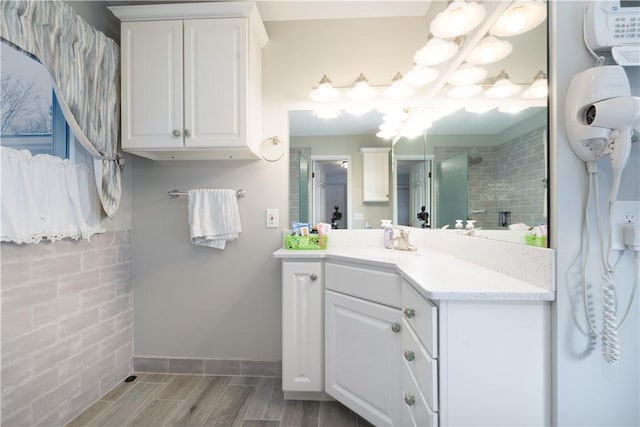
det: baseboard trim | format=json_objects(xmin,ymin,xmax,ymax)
[
  {"xmin": 133, "ymin": 356, "xmax": 282, "ymax": 377},
  {"xmin": 283, "ymin": 391, "xmax": 334, "ymax": 401}
]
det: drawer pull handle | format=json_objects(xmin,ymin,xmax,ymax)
[
  {"xmin": 391, "ymin": 323, "xmax": 401, "ymax": 333},
  {"xmin": 310, "ymin": 273, "xmax": 318, "ymax": 281},
  {"xmin": 404, "ymin": 393, "xmax": 416, "ymax": 406},
  {"xmin": 172, "ymin": 129, "xmax": 181, "ymax": 137},
  {"xmin": 403, "ymin": 307, "xmax": 416, "ymax": 318},
  {"xmin": 184, "ymin": 129, "xmax": 192, "ymax": 137},
  {"xmin": 404, "ymin": 350, "xmax": 415, "ymax": 361}
]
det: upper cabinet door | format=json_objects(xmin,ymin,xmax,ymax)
[
  {"xmin": 184, "ymin": 18, "xmax": 247, "ymax": 148},
  {"xmin": 362, "ymin": 148, "xmax": 390, "ymax": 202},
  {"xmin": 121, "ymin": 20, "xmax": 183, "ymax": 149}
]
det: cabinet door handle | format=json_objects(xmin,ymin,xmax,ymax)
[
  {"xmin": 404, "ymin": 350, "xmax": 415, "ymax": 361},
  {"xmin": 391, "ymin": 322, "xmax": 401, "ymax": 333},
  {"xmin": 403, "ymin": 307, "xmax": 415, "ymax": 318},
  {"xmin": 310, "ymin": 273, "xmax": 318, "ymax": 281},
  {"xmin": 184, "ymin": 129, "xmax": 192, "ymax": 137},
  {"xmin": 172, "ymin": 129, "xmax": 181, "ymax": 137},
  {"xmin": 404, "ymin": 393, "xmax": 416, "ymax": 406}
]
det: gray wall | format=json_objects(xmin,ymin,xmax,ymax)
[{"xmin": 551, "ymin": 2, "xmax": 639, "ymax": 425}]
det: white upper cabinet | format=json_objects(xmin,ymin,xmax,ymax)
[
  {"xmin": 361, "ymin": 148, "xmax": 390, "ymax": 202},
  {"xmin": 111, "ymin": 3, "xmax": 267, "ymax": 160}
]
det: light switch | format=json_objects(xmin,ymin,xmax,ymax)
[{"xmin": 266, "ymin": 209, "xmax": 279, "ymax": 228}]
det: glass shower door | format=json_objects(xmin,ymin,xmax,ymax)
[{"xmin": 436, "ymin": 153, "xmax": 468, "ymax": 228}]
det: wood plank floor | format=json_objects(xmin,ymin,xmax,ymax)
[{"xmin": 65, "ymin": 374, "xmax": 374, "ymax": 427}]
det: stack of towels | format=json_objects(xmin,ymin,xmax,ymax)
[{"xmin": 188, "ymin": 189, "xmax": 242, "ymax": 249}]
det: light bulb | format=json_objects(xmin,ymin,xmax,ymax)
[
  {"xmin": 448, "ymin": 63, "xmax": 488, "ymax": 85},
  {"xmin": 430, "ymin": 1, "xmax": 486, "ymax": 38},
  {"xmin": 347, "ymin": 73, "xmax": 377, "ymax": 101},
  {"xmin": 310, "ymin": 75, "xmax": 341, "ymax": 102},
  {"xmin": 384, "ymin": 72, "xmax": 415, "ymax": 99},
  {"xmin": 484, "ymin": 71, "xmax": 521, "ymax": 98},
  {"xmin": 490, "ymin": 1, "xmax": 547, "ymax": 37},
  {"xmin": 413, "ymin": 38, "xmax": 459, "ymax": 66},
  {"xmin": 521, "ymin": 70, "xmax": 548, "ymax": 99},
  {"xmin": 376, "ymin": 129, "xmax": 396, "ymax": 139},
  {"xmin": 403, "ymin": 64, "xmax": 439, "ymax": 87},
  {"xmin": 447, "ymin": 84, "xmax": 483, "ymax": 98}
]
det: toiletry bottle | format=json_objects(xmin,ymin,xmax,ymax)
[
  {"xmin": 466, "ymin": 220, "xmax": 476, "ymax": 230},
  {"xmin": 455, "ymin": 219, "xmax": 464, "ymax": 229},
  {"xmin": 383, "ymin": 224, "xmax": 394, "ymax": 249}
]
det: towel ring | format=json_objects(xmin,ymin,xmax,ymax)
[{"xmin": 260, "ymin": 136, "xmax": 284, "ymax": 162}]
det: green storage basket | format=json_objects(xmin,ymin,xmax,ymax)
[{"xmin": 285, "ymin": 235, "xmax": 328, "ymax": 250}]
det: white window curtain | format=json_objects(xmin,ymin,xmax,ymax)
[
  {"xmin": 1, "ymin": 0, "xmax": 122, "ymax": 217},
  {"xmin": 1, "ymin": 146, "xmax": 103, "ymax": 244}
]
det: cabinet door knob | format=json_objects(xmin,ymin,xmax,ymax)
[
  {"xmin": 184, "ymin": 129, "xmax": 192, "ymax": 137},
  {"xmin": 404, "ymin": 307, "xmax": 416, "ymax": 318},
  {"xmin": 172, "ymin": 129, "xmax": 181, "ymax": 137},
  {"xmin": 391, "ymin": 322, "xmax": 401, "ymax": 333},
  {"xmin": 404, "ymin": 350, "xmax": 415, "ymax": 361},
  {"xmin": 404, "ymin": 393, "xmax": 416, "ymax": 406},
  {"xmin": 310, "ymin": 273, "xmax": 318, "ymax": 281}
]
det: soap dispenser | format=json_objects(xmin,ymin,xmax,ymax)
[
  {"xmin": 382, "ymin": 221, "xmax": 394, "ymax": 249},
  {"xmin": 454, "ymin": 219, "xmax": 464, "ymax": 229},
  {"xmin": 466, "ymin": 220, "xmax": 476, "ymax": 230}
]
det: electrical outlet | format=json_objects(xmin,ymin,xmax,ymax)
[
  {"xmin": 266, "ymin": 209, "xmax": 279, "ymax": 228},
  {"xmin": 611, "ymin": 201, "xmax": 640, "ymax": 250}
]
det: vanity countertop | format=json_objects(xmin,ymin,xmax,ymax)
[{"xmin": 274, "ymin": 246, "xmax": 554, "ymax": 302}]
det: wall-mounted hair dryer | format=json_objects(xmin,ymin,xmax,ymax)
[{"xmin": 565, "ymin": 65, "xmax": 639, "ymax": 201}]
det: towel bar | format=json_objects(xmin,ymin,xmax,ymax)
[{"xmin": 168, "ymin": 189, "xmax": 245, "ymax": 198}]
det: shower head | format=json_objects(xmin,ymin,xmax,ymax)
[{"xmin": 468, "ymin": 155, "xmax": 483, "ymax": 166}]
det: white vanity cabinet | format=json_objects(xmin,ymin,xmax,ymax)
[
  {"xmin": 111, "ymin": 3, "xmax": 267, "ymax": 160},
  {"xmin": 282, "ymin": 261, "xmax": 324, "ymax": 395},
  {"xmin": 361, "ymin": 148, "xmax": 390, "ymax": 202},
  {"xmin": 324, "ymin": 261, "xmax": 402, "ymax": 427}
]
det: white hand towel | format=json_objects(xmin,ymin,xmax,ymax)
[{"xmin": 188, "ymin": 189, "xmax": 242, "ymax": 249}]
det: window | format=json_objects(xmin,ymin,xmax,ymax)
[{"xmin": 1, "ymin": 41, "xmax": 69, "ymax": 158}]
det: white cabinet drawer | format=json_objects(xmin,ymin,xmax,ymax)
[
  {"xmin": 401, "ymin": 359, "xmax": 438, "ymax": 427},
  {"xmin": 402, "ymin": 318, "xmax": 438, "ymax": 411},
  {"xmin": 326, "ymin": 262, "xmax": 401, "ymax": 308},
  {"xmin": 401, "ymin": 280, "xmax": 438, "ymax": 357}
]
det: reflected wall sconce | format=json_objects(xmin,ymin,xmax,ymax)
[
  {"xmin": 347, "ymin": 73, "xmax": 378, "ymax": 101},
  {"xmin": 490, "ymin": 1, "xmax": 547, "ymax": 37},
  {"xmin": 465, "ymin": 36, "xmax": 513, "ymax": 65},
  {"xmin": 413, "ymin": 36, "xmax": 462, "ymax": 66},
  {"xmin": 447, "ymin": 63, "xmax": 488, "ymax": 85},
  {"xmin": 403, "ymin": 64, "xmax": 440, "ymax": 87},
  {"xmin": 384, "ymin": 72, "xmax": 415, "ymax": 99},
  {"xmin": 310, "ymin": 75, "xmax": 341, "ymax": 102},
  {"xmin": 521, "ymin": 70, "xmax": 548, "ymax": 99},
  {"xmin": 483, "ymin": 70, "xmax": 522, "ymax": 98},
  {"xmin": 430, "ymin": 1, "xmax": 486, "ymax": 39}
]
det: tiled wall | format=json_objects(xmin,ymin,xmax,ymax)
[
  {"xmin": 496, "ymin": 126, "xmax": 547, "ymax": 227},
  {"xmin": 289, "ymin": 147, "xmax": 311, "ymax": 225},
  {"xmin": 1, "ymin": 231, "xmax": 133, "ymax": 427}
]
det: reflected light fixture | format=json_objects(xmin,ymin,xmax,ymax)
[
  {"xmin": 430, "ymin": 1, "xmax": 486, "ymax": 39},
  {"xmin": 383, "ymin": 110, "xmax": 409, "ymax": 123},
  {"xmin": 490, "ymin": 1, "xmax": 547, "ymax": 37},
  {"xmin": 465, "ymin": 36, "xmax": 513, "ymax": 65},
  {"xmin": 448, "ymin": 63, "xmax": 488, "ymax": 85},
  {"xmin": 403, "ymin": 64, "xmax": 439, "ymax": 87},
  {"xmin": 345, "ymin": 105, "xmax": 373, "ymax": 116},
  {"xmin": 310, "ymin": 75, "xmax": 341, "ymax": 102},
  {"xmin": 413, "ymin": 37, "xmax": 460, "ymax": 66},
  {"xmin": 521, "ymin": 70, "xmax": 548, "ymax": 99},
  {"xmin": 498, "ymin": 105, "xmax": 528, "ymax": 114},
  {"xmin": 447, "ymin": 84, "xmax": 483, "ymax": 98},
  {"xmin": 465, "ymin": 105, "xmax": 495, "ymax": 113},
  {"xmin": 376, "ymin": 129, "xmax": 397, "ymax": 139},
  {"xmin": 484, "ymin": 70, "xmax": 522, "ymax": 98},
  {"xmin": 384, "ymin": 72, "xmax": 415, "ymax": 99},
  {"xmin": 347, "ymin": 73, "xmax": 378, "ymax": 101},
  {"xmin": 315, "ymin": 108, "xmax": 340, "ymax": 119}
]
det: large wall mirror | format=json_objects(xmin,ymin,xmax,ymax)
[{"xmin": 288, "ymin": 3, "xmax": 548, "ymax": 245}]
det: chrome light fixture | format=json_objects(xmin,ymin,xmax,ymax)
[
  {"xmin": 347, "ymin": 73, "xmax": 378, "ymax": 101},
  {"xmin": 465, "ymin": 36, "xmax": 513, "ymax": 65},
  {"xmin": 413, "ymin": 37, "xmax": 460, "ymax": 66},
  {"xmin": 521, "ymin": 70, "xmax": 548, "ymax": 99},
  {"xmin": 310, "ymin": 75, "xmax": 341, "ymax": 102},
  {"xmin": 384, "ymin": 72, "xmax": 415, "ymax": 99},
  {"xmin": 484, "ymin": 70, "xmax": 522, "ymax": 98},
  {"xmin": 448, "ymin": 63, "xmax": 488, "ymax": 85},
  {"xmin": 430, "ymin": 1, "xmax": 486, "ymax": 39},
  {"xmin": 490, "ymin": 1, "xmax": 547, "ymax": 37}
]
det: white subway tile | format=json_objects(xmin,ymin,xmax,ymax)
[
  {"xmin": 1, "ymin": 308, "xmax": 33, "ymax": 342},
  {"xmin": 80, "ymin": 320, "xmax": 115, "ymax": 349},
  {"xmin": 1, "ymin": 368, "xmax": 58, "ymax": 420},
  {"xmin": 2, "ymin": 280, "xmax": 57, "ymax": 314},
  {"xmin": 58, "ymin": 270, "xmax": 100, "ymax": 296},
  {"xmin": 59, "ymin": 307, "xmax": 99, "ymax": 339},
  {"xmin": 32, "ymin": 377, "xmax": 81, "ymax": 424},
  {"xmin": 33, "ymin": 294, "xmax": 80, "ymax": 327},
  {"xmin": 99, "ymin": 263, "xmax": 131, "ymax": 284},
  {"xmin": 81, "ymin": 247, "xmax": 117, "ymax": 271},
  {"xmin": 32, "ymin": 254, "xmax": 82, "ymax": 282},
  {"xmin": 99, "ymin": 295, "xmax": 130, "ymax": 321},
  {"xmin": 2, "ymin": 325, "xmax": 58, "ymax": 363},
  {"xmin": 0, "ymin": 259, "xmax": 32, "ymax": 287},
  {"xmin": 80, "ymin": 284, "xmax": 115, "ymax": 310}
]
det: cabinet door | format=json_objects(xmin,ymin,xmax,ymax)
[
  {"xmin": 325, "ymin": 290, "xmax": 402, "ymax": 426},
  {"xmin": 362, "ymin": 148, "xmax": 390, "ymax": 202},
  {"xmin": 282, "ymin": 262, "xmax": 323, "ymax": 392},
  {"xmin": 184, "ymin": 18, "xmax": 247, "ymax": 148},
  {"xmin": 121, "ymin": 20, "xmax": 183, "ymax": 149}
]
